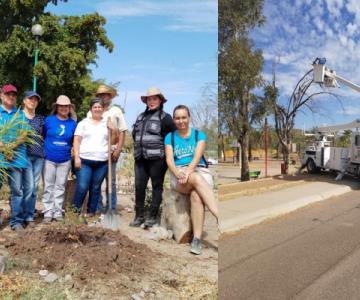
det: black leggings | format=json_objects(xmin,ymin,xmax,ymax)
[{"xmin": 134, "ymin": 158, "xmax": 167, "ymax": 212}]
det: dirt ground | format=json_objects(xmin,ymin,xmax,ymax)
[
  {"xmin": 218, "ymin": 173, "xmax": 328, "ymax": 200},
  {"xmin": 218, "ymin": 159, "xmax": 299, "ymax": 185},
  {"xmin": 0, "ymin": 190, "xmax": 218, "ymax": 299}
]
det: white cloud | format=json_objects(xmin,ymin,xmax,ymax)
[
  {"xmin": 339, "ymin": 34, "xmax": 348, "ymax": 46},
  {"xmin": 313, "ymin": 17, "xmax": 325, "ymax": 32},
  {"xmin": 347, "ymin": 23, "xmax": 357, "ymax": 35},
  {"xmin": 96, "ymin": 0, "xmax": 217, "ymax": 32},
  {"xmin": 252, "ymin": 0, "xmax": 360, "ymax": 127},
  {"xmin": 282, "ymin": 23, "xmax": 297, "ymax": 35},
  {"xmin": 325, "ymin": 27, "xmax": 334, "ymax": 37},
  {"xmin": 340, "ymin": 106, "xmax": 360, "ymax": 116},
  {"xmin": 325, "ymin": 0, "xmax": 344, "ymax": 18}
]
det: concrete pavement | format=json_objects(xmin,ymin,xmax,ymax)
[
  {"xmin": 219, "ymin": 189, "xmax": 360, "ymax": 299},
  {"xmin": 220, "ymin": 178, "xmax": 360, "ymax": 233}
]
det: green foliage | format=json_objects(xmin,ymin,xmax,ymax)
[
  {"xmin": 0, "ymin": 1, "xmax": 67, "ymax": 40},
  {"xmin": 4, "ymin": 257, "xmax": 32, "ymax": 272},
  {"xmin": 335, "ymin": 130, "xmax": 352, "ymax": 148},
  {"xmin": 0, "ymin": 1, "xmax": 113, "ymax": 116},
  {"xmin": 219, "ymin": 37, "xmax": 263, "ymax": 139},
  {"xmin": 219, "ymin": 0, "xmax": 265, "ymax": 46},
  {"xmin": 218, "ymin": 0, "xmax": 265, "ymax": 181}
]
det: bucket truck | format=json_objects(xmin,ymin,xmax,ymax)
[{"xmin": 301, "ymin": 58, "xmax": 360, "ymax": 179}]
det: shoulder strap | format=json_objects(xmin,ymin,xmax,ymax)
[
  {"xmin": 194, "ymin": 129, "xmax": 208, "ymax": 168},
  {"xmin": 171, "ymin": 132, "xmax": 174, "ymax": 149},
  {"xmin": 136, "ymin": 112, "xmax": 145, "ymax": 122}
]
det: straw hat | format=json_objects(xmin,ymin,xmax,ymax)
[
  {"xmin": 95, "ymin": 84, "xmax": 117, "ymax": 98},
  {"xmin": 140, "ymin": 87, "xmax": 167, "ymax": 103},
  {"xmin": 51, "ymin": 95, "xmax": 77, "ymax": 121}
]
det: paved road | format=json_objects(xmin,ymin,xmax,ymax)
[{"xmin": 219, "ymin": 190, "xmax": 360, "ymax": 299}]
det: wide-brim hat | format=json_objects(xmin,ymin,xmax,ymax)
[
  {"xmin": 51, "ymin": 95, "xmax": 77, "ymax": 121},
  {"xmin": 95, "ymin": 84, "xmax": 117, "ymax": 98},
  {"xmin": 140, "ymin": 87, "xmax": 167, "ymax": 104}
]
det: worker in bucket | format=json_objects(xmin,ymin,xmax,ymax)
[
  {"xmin": 130, "ymin": 87, "xmax": 176, "ymax": 228},
  {"xmin": 164, "ymin": 105, "xmax": 218, "ymax": 255}
]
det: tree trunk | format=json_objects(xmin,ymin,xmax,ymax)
[
  {"xmin": 221, "ymin": 134, "xmax": 226, "ymax": 162},
  {"xmin": 282, "ymin": 144, "xmax": 290, "ymax": 175},
  {"xmin": 240, "ymin": 91, "xmax": 250, "ymax": 181},
  {"xmin": 241, "ymin": 137, "xmax": 250, "ymax": 181},
  {"xmin": 161, "ymin": 190, "xmax": 192, "ymax": 243},
  {"xmin": 248, "ymin": 139, "xmax": 252, "ymax": 162}
]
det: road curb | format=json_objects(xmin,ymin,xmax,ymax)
[
  {"xmin": 219, "ymin": 179, "xmax": 308, "ymax": 201},
  {"xmin": 220, "ymin": 185, "xmax": 353, "ymax": 234}
]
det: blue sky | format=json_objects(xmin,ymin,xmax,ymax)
[
  {"xmin": 46, "ymin": 0, "xmax": 217, "ymax": 126},
  {"xmin": 252, "ymin": 0, "xmax": 360, "ymax": 130}
]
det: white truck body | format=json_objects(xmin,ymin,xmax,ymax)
[
  {"xmin": 302, "ymin": 132, "xmax": 360, "ymax": 179},
  {"xmin": 301, "ymin": 58, "xmax": 360, "ymax": 179}
]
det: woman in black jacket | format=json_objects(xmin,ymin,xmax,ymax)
[{"xmin": 130, "ymin": 87, "xmax": 176, "ymax": 228}]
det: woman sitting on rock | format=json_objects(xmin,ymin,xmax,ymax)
[{"xmin": 164, "ymin": 104, "xmax": 218, "ymax": 255}]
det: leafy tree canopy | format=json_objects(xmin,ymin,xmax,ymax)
[
  {"xmin": 0, "ymin": 0, "xmax": 114, "ymax": 117},
  {"xmin": 219, "ymin": 0, "xmax": 265, "ymax": 47}
]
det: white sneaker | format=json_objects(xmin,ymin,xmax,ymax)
[{"xmin": 190, "ymin": 237, "xmax": 202, "ymax": 255}]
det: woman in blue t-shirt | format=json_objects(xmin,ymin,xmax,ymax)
[
  {"xmin": 42, "ymin": 95, "xmax": 77, "ymax": 223},
  {"xmin": 165, "ymin": 105, "xmax": 218, "ymax": 255}
]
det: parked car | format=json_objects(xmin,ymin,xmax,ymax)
[{"xmin": 207, "ymin": 157, "xmax": 218, "ymax": 165}]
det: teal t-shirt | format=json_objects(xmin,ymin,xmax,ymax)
[
  {"xmin": 0, "ymin": 106, "xmax": 29, "ymax": 168},
  {"xmin": 165, "ymin": 128, "xmax": 207, "ymax": 167}
]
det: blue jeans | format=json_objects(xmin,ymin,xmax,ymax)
[
  {"xmin": 73, "ymin": 158, "xmax": 108, "ymax": 214},
  {"xmin": 9, "ymin": 167, "xmax": 34, "ymax": 228},
  {"xmin": 97, "ymin": 161, "xmax": 117, "ymax": 213},
  {"xmin": 24, "ymin": 155, "xmax": 44, "ymax": 221}
]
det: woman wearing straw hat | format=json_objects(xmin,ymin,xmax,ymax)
[
  {"xmin": 130, "ymin": 87, "xmax": 176, "ymax": 228},
  {"xmin": 89, "ymin": 84, "xmax": 127, "ymax": 214},
  {"xmin": 42, "ymin": 95, "xmax": 77, "ymax": 223}
]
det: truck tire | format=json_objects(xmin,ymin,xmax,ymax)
[{"xmin": 306, "ymin": 159, "xmax": 320, "ymax": 174}]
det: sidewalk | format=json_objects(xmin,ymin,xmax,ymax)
[{"xmin": 220, "ymin": 179, "xmax": 360, "ymax": 234}]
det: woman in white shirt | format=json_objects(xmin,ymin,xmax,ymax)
[{"xmin": 72, "ymin": 98, "xmax": 117, "ymax": 216}]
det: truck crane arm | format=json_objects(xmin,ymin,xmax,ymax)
[{"xmin": 313, "ymin": 57, "xmax": 360, "ymax": 93}]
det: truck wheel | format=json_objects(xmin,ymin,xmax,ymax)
[{"xmin": 306, "ymin": 159, "xmax": 319, "ymax": 174}]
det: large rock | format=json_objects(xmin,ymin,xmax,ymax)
[
  {"xmin": 161, "ymin": 190, "xmax": 192, "ymax": 243},
  {"xmin": 44, "ymin": 272, "xmax": 58, "ymax": 283}
]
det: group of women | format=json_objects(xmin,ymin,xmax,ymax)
[{"xmin": 2, "ymin": 84, "xmax": 218, "ymax": 255}]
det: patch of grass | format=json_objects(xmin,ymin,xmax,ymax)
[
  {"xmin": 6, "ymin": 257, "xmax": 33, "ymax": 272},
  {"xmin": 0, "ymin": 273, "xmax": 78, "ymax": 300},
  {"xmin": 63, "ymin": 207, "xmax": 87, "ymax": 226},
  {"xmin": 20, "ymin": 285, "xmax": 73, "ymax": 300},
  {"xmin": 2, "ymin": 284, "xmax": 76, "ymax": 300}
]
